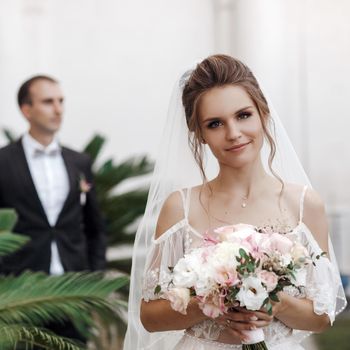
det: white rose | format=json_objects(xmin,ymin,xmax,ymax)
[
  {"xmin": 172, "ymin": 258, "xmax": 196, "ymax": 288},
  {"xmin": 165, "ymin": 288, "xmax": 191, "ymax": 315},
  {"xmin": 236, "ymin": 276, "xmax": 268, "ymax": 310},
  {"xmin": 194, "ymin": 265, "xmax": 217, "ymax": 296}
]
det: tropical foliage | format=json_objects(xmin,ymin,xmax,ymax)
[
  {"xmin": 0, "ymin": 209, "xmax": 129, "ymax": 349},
  {"xmin": 84, "ymin": 135, "xmax": 153, "ymax": 277}
]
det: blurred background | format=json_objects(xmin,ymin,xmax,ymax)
[{"xmin": 0, "ymin": 0, "xmax": 349, "ymax": 349}]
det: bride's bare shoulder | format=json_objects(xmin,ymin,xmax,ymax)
[
  {"xmin": 155, "ymin": 190, "xmax": 186, "ymax": 239},
  {"xmin": 282, "ymin": 182, "xmax": 328, "ymax": 250}
]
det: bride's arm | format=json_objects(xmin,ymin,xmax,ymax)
[
  {"xmin": 252, "ymin": 188, "xmax": 331, "ymax": 333},
  {"xmin": 140, "ymin": 298, "xmax": 207, "ymax": 332},
  {"xmin": 140, "ymin": 192, "xmax": 205, "ymax": 332}
]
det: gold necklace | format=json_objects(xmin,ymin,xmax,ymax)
[
  {"xmin": 206, "ymin": 191, "xmax": 250, "ymax": 226},
  {"xmin": 241, "ymin": 195, "xmax": 248, "ymax": 208}
]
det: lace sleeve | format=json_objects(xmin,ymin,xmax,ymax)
[
  {"xmin": 300, "ymin": 226, "xmax": 344, "ymax": 324},
  {"xmin": 142, "ymin": 221, "xmax": 187, "ymax": 302}
]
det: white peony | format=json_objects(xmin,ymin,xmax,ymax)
[
  {"xmin": 208, "ymin": 241, "xmax": 241, "ymax": 270},
  {"xmin": 165, "ymin": 288, "xmax": 191, "ymax": 315},
  {"xmin": 236, "ymin": 276, "xmax": 269, "ymax": 310}
]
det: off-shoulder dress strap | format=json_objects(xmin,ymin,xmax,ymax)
[
  {"xmin": 178, "ymin": 187, "xmax": 192, "ymax": 221},
  {"xmin": 299, "ymin": 185, "xmax": 308, "ymax": 223}
]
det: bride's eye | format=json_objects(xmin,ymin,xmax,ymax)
[
  {"xmin": 237, "ymin": 112, "xmax": 252, "ymax": 120},
  {"xmin": 207, "ymin": 120, "xmax": 222, "ymax": 129}
]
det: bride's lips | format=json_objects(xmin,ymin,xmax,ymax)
[{"xmin": 225, "ymin": 141, "xmax": 251, "ymax": 152}]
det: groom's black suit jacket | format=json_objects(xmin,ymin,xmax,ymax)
[{"xmin": 0, "ymin": 139, "xmax": 106, "ymax": 274}]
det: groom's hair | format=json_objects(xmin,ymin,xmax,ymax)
[{"xmin": 17, "ymin": 75, "xmax": 58, "ymax": 107}]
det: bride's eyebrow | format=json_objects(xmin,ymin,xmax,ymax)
[{"xmin": 201, "ymin": 105, "xmax": 254, "ymax": 123}]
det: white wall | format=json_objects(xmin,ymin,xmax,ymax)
[
  {"xmin": 0, "ymin": 0, "xmax": 214, "ymax": 162},
  {"xmin": 214, "ymin": 0, "xmax": 350, "ymax": 209},
  {"xmin": 1, "ymin": 0, "xmax": 349, "ymax": 209}
]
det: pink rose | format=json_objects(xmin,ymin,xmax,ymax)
[
  {"xmin": 165, "ymin": 288, "xmax": 191, "ymax": 315},
  {"xmin": 214, "ymin": 267, "xmax": 239, "ymax": 287},
  {"xmin": 257, "ymin": 270, "xmax": 278, "ymax": 292},
  {"xmin": 263, "ymin": 233, "xmax": 293, "ymax": 254},
  {"xmin": 214, "ymin": 224, "xmax": 256, "ymax": 242},
  {"xmin": 198, "ymin": 293, "xmax": 227, "ymax": 318}
]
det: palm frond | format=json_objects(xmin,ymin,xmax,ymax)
[
  {"xmin": 2, "ymin": 128, "xmax": 16, "ymax": 143},
  {"xmin": 95, "ymin": 156, "xmax": 153, "ymax": 193},
  {"xmin": 0, "ymin": 272, "xmax": 129, "ymax": 329},
  {"xmin": 0, "ymin": 232, "xmax": 30, "ymax": 257},
  {"xmin": 0, "ymin": 324, "xmax": 84, "ymax": 350},
  {"xmin": 0, "ymin": 209, "xmax": 18, "ymax": 231},
  {"xmin": 83, "ymin": 134, "xmax": 105, "ymax": 164}
]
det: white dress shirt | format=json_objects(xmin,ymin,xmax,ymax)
[{"xmin": 22, "ymin": 133, "xmax": 69, "ymax": 275}]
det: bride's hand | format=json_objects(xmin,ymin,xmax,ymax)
[
  {"xmin": 215, "ymin": 308, "xmax": 260, "ymax": 343},
  {"xmin": 234, "ymin": 304, "xmax": 279, "ymax": 328}
]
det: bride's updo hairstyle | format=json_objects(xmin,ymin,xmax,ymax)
[{"xmin": 182, "ymin": 54, "xmax": 278, "ymax": 182}]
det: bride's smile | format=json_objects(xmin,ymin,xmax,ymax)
[{"xmin": 199, "ymin": 85, "xmax": 264, "ymax": 170}]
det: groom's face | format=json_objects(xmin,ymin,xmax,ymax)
[{"xmin": 21, "ymin": 80, "xmax": 64, "ymax": 135}]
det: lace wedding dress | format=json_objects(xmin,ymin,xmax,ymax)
[{"xmin": 142, "ymin": 187, "xmax": 343, "ymax": 350}]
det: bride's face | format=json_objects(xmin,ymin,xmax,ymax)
[{"xmin": 198, "ymin": 84, "xmax": 264, "ymax": 169}]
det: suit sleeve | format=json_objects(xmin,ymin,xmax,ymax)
[{"xmin": 82, "ymin": 156, "xmax": 107, "ymax": 270}]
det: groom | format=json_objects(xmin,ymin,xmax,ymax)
[{"xmin": 0, "ymin": 75, "xmax": 106, "ymax": 274}]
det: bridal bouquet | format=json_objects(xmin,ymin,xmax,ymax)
[{"xmin": 155, "ymin": 224, "xmax": 324, "ymax": 350}]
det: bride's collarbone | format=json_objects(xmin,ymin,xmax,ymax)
[{"xmin": 189, "ymin": 203, "xmax": 298, "ymax": 234}]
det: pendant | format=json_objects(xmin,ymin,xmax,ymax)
[{"xmin": 241, "ymin": 202, "xmax": 247, "ymax": 208}]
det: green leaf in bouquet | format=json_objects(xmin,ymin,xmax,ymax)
[
  {"xmin": 266, "ymin": 301, "xmax": 273, "ymax": 315},
  {"xmin": 154, "ymin": 285, "xmax": 161, "ymax": 295},
  {"xmin": 239, "ymin": 248, "xmax": 248, "ymax": 259},
  {"xmin": 0, "ymin": 209, "xmax": 18, "ymax": 232},
  {"xmin": 261, "ymin": 297, "xmax": 269, "ymax": 308},
  {"xmin": 269, "ymin": 292, "xmax": 280, "ymax": 302},
  {"xmin": 247, "ymin": 262, "xmax": 255, "ymax": 273},
  {"xmin": 288, "ymin": 270, "xmax": 296, "ymax": 281}
]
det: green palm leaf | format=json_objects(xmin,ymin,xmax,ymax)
[
  {"xmin": 0, "ymin": 324, "xmax": 84, "ymax": 350},
  {"xmin": 83, "ymin": 135, "xmax": 105, "ymax": 164},
  {"xmin": 95, "ymin": 156, "xmax": 153, "ymax": 194},
  {"xmin": 0, "ymin": 209, "xmax": 18, "ymax": 231},
  {"xmin": 0, "ymin": 232, "xmax": 30, "ymax": 257},
  {"xmin": 0, "ymin": 272, "xmax": 129, "ymax": 329},
  {"xmin": 1, "ymin": 128, "xmax": 16, "ymax": 143}
]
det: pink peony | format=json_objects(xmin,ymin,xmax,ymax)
[
  {"xmin": 257, "ymin": 270, "xmax": 278, "ymax": 292},
  {"xmin": 263, "ymin": 232, "xmax": 293, "ymax": 254},
  {"xmin": 213, "ymin": 224, "xmax": 254, "ymax": 241},
  {"xmin": 214, "ymin": 267, "xmax": 239, "ymax": 287},
  {"xmin": 198, "ymin": 293, "xmax": 227, "ymax": 318}
]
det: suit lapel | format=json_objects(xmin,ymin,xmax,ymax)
[
  {"xmin": 58, "ymin": 147, "xmax": 79, "ymax": 223},
  {"xmin": 15, "ymin": 139, "xmax": 50, "ymax": 225}
]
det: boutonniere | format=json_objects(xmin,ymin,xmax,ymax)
[{"xmin": 79, "ymin": 174, "xmax": 92, "ymax": 205}]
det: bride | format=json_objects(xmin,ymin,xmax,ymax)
[{"xmin": 124, "ymin": 55, "xmax": 346, "ymax": 349}]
